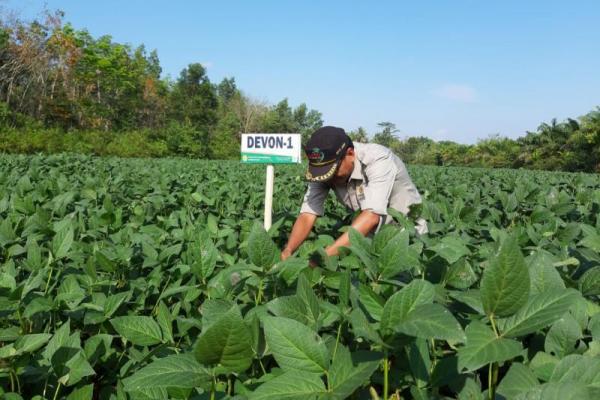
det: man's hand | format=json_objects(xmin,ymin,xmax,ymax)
[
  {"xmin": 280, "ymin": 247, "xmax": 293, "ymax": 261},
  {"xmin": 325, "ymin": 210, "xmax": 381, "ymax": 257},
  {"xmin": 281, "ymin": 213, "xmax": 318, "ymax": 261}
]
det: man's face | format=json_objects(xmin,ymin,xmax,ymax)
[{"xmin": 331, "ymin": 148, "xmax": 355, "ymax": 185}]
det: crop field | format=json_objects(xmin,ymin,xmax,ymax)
[{"xmin": 1, "ymin": 153, "xmax": 600, "ymax": 400}]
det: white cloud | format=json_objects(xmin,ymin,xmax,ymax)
[
  {"xmin": 201, "ymin": 61, "xmax": 213, "ymax": 69},
  {"xmin": 433, "ymin": 84, "xmax": 477, "ymax": 103}
]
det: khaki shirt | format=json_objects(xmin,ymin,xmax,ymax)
[{"xmin": 300, "ymin": 142, "xmax": 428, "ymax": 234}]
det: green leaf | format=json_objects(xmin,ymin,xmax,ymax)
[
  {"xmin": 527, "ymin": 251, "xmax": 566, "ymax": 295},
  {"xmin": 194, "ymin": 305, "xmax": 253, "ymax": 373},
  {"xmin": 123, "ymin": 354, "xmax": 211, "ymax": 391},
  {"xmin": 480, "ymin": 235, "xmax": 530, "ymax": 317},
  {"xmin": 296, "ymin": 273, "xmax": 321, "ymax": 327},
  {"xmin": 530, "ymin": 351, "xmax": 560, "ymax": 382},
  {"xmin": 457, "ymin": 320, "xmax": 522, "ymax": 372},
  {"xmin": 380, "ymin": 279, "xmax": 435, "ymax": 334},
  {"xmin": 247, "ymin": 223, "xmax": 279, "ymax": 270},
  {"xmin": 268, "ymin": 295, "xmax": 312, "ymax": 326},
  {"xmin": 550, "ymin": 354, "xmax": 600, "ymax": 392},
  {"xmin": 579, "ymin": 267, "xmax": 600, "ymax": 296},
  {"xmin": 52, "ymin": 223, "xmax": 74, "ymax": 259},
  {"xmin": 445, "ymin": 259, "xmax": 478, "ymax": 289},
  {"xmin": 347, "ymin": 229, "xmax": 376, "ymax": 275},
  {"xmin": 348, "ymin": 308, "xmax": 384, "ymax": 346},
  {"xmin": 431, "ymin": 235, "xmax": 470, "ymax": 264},
  {"xmin": 14, "ymin": 333, "xmax": 52, "ymax": 354},
  {"xmin": 338, "ymin": 269, "xmax": 351, "ymax": 307},
  {"xmin": 372, "ymin": 224, "xmax": 401, "ymax": 255},
  {"xmin": 515, "ymin": 382, "xmax": 593, "ymax": 400},
  {"xmin": 378, "ymin": 230, "xmax": 417, "ymax": 278},
  {"xmin": 458, "ymin": 377, "xmax": 483, "ymax": 400},
  {"xmin": 262, "ymin": 316, "xmax": 329, "ymax": 374},
  {"xmin": 407, "ymin": 338, "xmax": 431, "ymax": 388},
  {"xmin": 104, "ymin": 291, "xmax": 130, "ymax": 318},
  {"xmin": 497, "ymin": 363, "xmax": 540, "ymax": 399},
  {"xmin": 358, "ymin": 284, "xmax": 385, "ymax": 322},
  {"xmin": 156, "ymin": 302, "xmax": 174, "ymax": 344},
  {"xmin": 66, "ymin": 384, "xmax": 94, "ymax": 400},
  {"xmin": 498, "ymin": 289, "xmax": 580, "ymax": 338},
  {"xmin": 61, "ymin": 351, "xmax": 96, "ymax": 386},
  {"xmin": 328, "ymin": 346, "xmax": 380, "ymax": 399},
  {"xmin": 110, "ymin": 316, "xmax": 163, "ymax": 346},
  {"xmin": 544, "ymin": 313, "xmax": 582, "ymax": 358},
  {"xmin": 248, "ymin": 370, "xmax": 325, "ymax": 400},
  {"xmin": 395, "ymin": 303, "xmax": 466, "ymax": 342},
  {"xmin": 43, "ymin": 322, "xmax": 71, "ymax": 361}
]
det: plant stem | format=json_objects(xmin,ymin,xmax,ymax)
[
  {"xmin": 152, "ymin": 275, "xmax": 171, "ymax": 314},
  {"xmin": 44, "ymin": 266, "xmax": 54, "ymax": 295},
  {"xmin": 331, "ymin": 322, "xmax": 343, "ymax": 363},
  {"xmin": 488, "ymin": 362, "xmax": 499, "ymax": 400},
  {"xmin": 258, "ymin": 357, "xmax": 267, "ymax": 375},
  {"xmin": 489, "ymin": 314, "xmax": 499, "ymax": 337},
  {"xmin": 9, "ymin": 369, "xmax": 14, "ymax": 392},
  {"xmin": 15, "ymin": 370, "xmax": 21, "ymax": 393},
  {"xmin": 325, "ymin": 371, "xmax": 331, "ymax": 391},
  {"xmin": 370, "ymin": 386, "xmax": 381, "ymax": 400},
  {"xmin": 52, "ymin": 382, "xmax": 62, "ymax": 400},
  {"xmin": 255, "ymin": 278, "xmax": 264, "ymax": 305},
  {"xmin": 210, "ymin": 376, "xmax": 217, "ymax": 400},
  {"xmin": 383, "ymin": 351, "xmax": 389, "ymax": 400}
]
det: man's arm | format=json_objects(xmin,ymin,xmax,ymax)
[
  {"xmin": 324, "ymin": 210, "xmax": 380, "ymax": 257},
  {"xmin": 281, "ymin": 212, "xmax": 318, "ymax": 260}
]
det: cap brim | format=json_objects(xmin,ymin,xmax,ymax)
[{"xmin": 305, "ymin": 161, "xmax": 340, "ymax": 182}]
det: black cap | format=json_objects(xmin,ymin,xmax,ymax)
[{"xmin": 304, "ymin": 126, "xmax": 353, "ymax": 182}]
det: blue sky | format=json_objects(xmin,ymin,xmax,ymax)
[{"xmin": 5, "ymin": 0, "xmax": 600, "ymax": 143}]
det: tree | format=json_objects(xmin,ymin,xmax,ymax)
[
  {"xmin": 293, "ymin": 103, "xmax": 323, "ymax": 143},
  {"xmin": 348, "ymin": 127, "xmax": 368, "ymax": 143},
  {"xmin": 217, "ymin": 77, "xmax": 237, "ymax": 104},
  {"xmin": 372, "ymin": 122, "xmax": 400, "ymax": 148}
]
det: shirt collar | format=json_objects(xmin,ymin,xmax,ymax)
[{"xmin": 349, "ymin": 142, "xmax": 364, "ymax": 181}]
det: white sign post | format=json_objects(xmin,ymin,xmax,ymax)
[{"xmin": 241, "ymin": 133, "xmax": 302, "ymax": 230}]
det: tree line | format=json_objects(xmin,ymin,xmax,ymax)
[{"xmin": 1, "ymin": 10, "xmax": 599, "ymax": 172}]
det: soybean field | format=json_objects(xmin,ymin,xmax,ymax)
[{"xmin": 1, "ymin": 154, "xmax": 600, "ymax": 400}]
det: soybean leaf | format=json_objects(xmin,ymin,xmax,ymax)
[
  {"xmin": 110, "ymin": 316, "xmax": 163, "ymax": 346},
  {"xmin": 578, "ymin": 267, "xmax": 600, "ymax": 296},
  {"xmin": 248, "ymin": 370, "xmax": 325, "ymax": 400},
  {"xmin": 380, "ymin": 279, "xmax": 435, "ymax": 334},
  {"xmin": 457, "ymin": 320, "xmax": 522, "ymax": 372},
  {"xmin": 497, "ymin": 363, "xmax": 540, "ymax": 399},
  {"xmin": 52, "ymin": 223, "xmax": 74, "ymax": 260},
  {"xmin": 480, "ymin": 235, "xmax": 530, "ymax": 318},
  {"xmin": 544, "ymin": 313, "xmax": 582, "ymax": 358},
  {"xmin": 247, "ymin": 223, "xmax": 279, "ymax": 270},
  {"xmin": 123, "ymin": 354, "xmax": 211, "ymax": 391},
  {"xmin": 156, "ymin": 302, "xmax": 174, "ymax": 344},
  {"xmin": 498, "ymin": 289, "xmax": 580, "ymax": 338},
  {"xmin": 194, "ymin": 305, "xmax": 253, "ymax": 373},
  {"xmin": 515, "ymin": 382, "xmax": 593, "ymax": 400},
  {"xmin": 262, "ymin": 316, "xmax": 329, "ymax": 374},
  {"xmin": 14, "ymin": 333, "xmax": 52, "ymax": 354},
  {"xmin": 431, "ymin": 235, "xmax": 470, "ymax": 264},
  {"xmin": 550, "ymin": 354, "xmax": 600, "ymax": 393},
  {"xmin": 328, "ymin": 345, "xmax": 380, "ymax": 399},
  {"xmin": 396, "ymin": 303, "xmax": 466, "ymax": 342}
]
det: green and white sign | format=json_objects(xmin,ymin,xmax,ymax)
[{"xmin": 241, "ymin": 133, "xmax": 302, "ymax": 164}]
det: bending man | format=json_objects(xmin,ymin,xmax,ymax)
[{"xmin": 281, "ymin": 126, "xmax": 427, "ymax": 261}]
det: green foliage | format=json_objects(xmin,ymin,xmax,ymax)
[{"xmin": 0, "ymin": 154, "xmax": 599, "ymax": 398}]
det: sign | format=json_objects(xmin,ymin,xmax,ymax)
[{"xmin": 241, "ymin": 133, "xmax": 302, "ymax": 164}]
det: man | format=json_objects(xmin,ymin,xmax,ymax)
[{"xmin": 280, "ymin": 126, "xmax": 427, "ymax": 261}]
